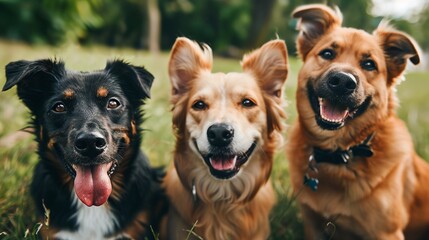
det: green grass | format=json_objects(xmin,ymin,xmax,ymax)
[{"xmin": 0, "ymin": 41, "xmax": 428, "ymax": 239}]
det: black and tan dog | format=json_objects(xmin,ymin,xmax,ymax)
[
  {"xmin": 3, "ymin": 59, "xmax": 166, "ymax": 239},
  {"xmin": 287, "ymin": 4, "xmax": 429, "ymax": 240}
]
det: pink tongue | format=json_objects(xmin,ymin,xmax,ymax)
[
  {"xmin": 74, "ymin": 163, "xmax": 112, "ymax": 207},
  {"xmin": 320, "ymin": 98, "xmax": 349, "ymax": 122},
  {"xmin": 210, "ymin": 156, "xmax": 237, "ymax": 171}
]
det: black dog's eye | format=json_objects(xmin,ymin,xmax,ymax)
[
  {"xmin": 52, "ymin": 102, "xmax": 67, "ymax": 113},
  {"xmin": 361, "ymin": 59, "xmax": 377, "ymax": 71},
  {"xmin": 192, "ymin": 100, "xmax": 207, "ymax": 111},
  {"xmin": 241, "ymin": 98, "xmax": 256, "ymax": 108},
  {"xmin": 319, "ymin": 49, "xmax": 336, "ymax": 60},
  {"xmin": 107, "ymin": 98, "xmax": 121, "ymax": 109}
]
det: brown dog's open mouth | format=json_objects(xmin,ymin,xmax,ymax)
[
  {"xmin": 198, "ymin": 142, "xmax": 257, "ymax": 179},
  {"xmin": 319, "ymin": 98, "xmax": 357, "ymax": 124},
  {"xmin": 71, "ymin": 161, "xmax": 118, "ymax": 207},
  {"xmin": 308, "ymin": 85, "xmax": 371, "ymax": 130}
]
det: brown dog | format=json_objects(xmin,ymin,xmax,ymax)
[
  {"xmin": 287, "ymin": 4, "xmax": 429, "ymax": 240},
  {"xmin": 162, "ymin": 37, "xmax": 288, "ymax": 239}
]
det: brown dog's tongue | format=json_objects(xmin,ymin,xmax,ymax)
[{"xmin": 74, "ymin": 163, "xmax": 112, "ymax": 207}]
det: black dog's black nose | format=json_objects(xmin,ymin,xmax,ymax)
[
  {"xmin": 327, "ymin": 72, "xmax": 357, "ymax": 95},
  {"xmin": 74, "ymin": 132, "xmax": 107, "ymax": 158},
  {"xmin": 207, "ymin": 124, "xmax": 234, "ymax": 147}
]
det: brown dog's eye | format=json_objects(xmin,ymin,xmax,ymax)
[
  {"xmin": 107, "ymin": 98, "xmax": 121, "ymax": 109},
  {"xmin": 241, "ymin": 98, "xmax": 256, "ymax": 108},
  {"xmin": 319, "ymin": 49, "xmax": 336, "ymax": 60},
  {"xmin": 192, "ymin": 100, "xmax": 207, "ymax": 111},
  {"xmin": 361, "ymin": 59, "xmax": 377, "ymax": 71},
  {"xmin": 52, "ymin": 102, "xmax": 67, "ymax": 113}
]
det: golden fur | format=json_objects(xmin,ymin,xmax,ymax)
[
  {"xmin": 163, "ymin": 37, "xmax": 288, "ymax": 239},
  {"xmin": 287, "ymin": 4, "xmax": 429, "ymax": 240}
]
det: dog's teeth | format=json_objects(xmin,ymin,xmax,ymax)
[{"xmin": 318, "ymin": 97, "xmax": 350, "ymax": 123}]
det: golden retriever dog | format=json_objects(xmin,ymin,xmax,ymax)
[
  {"xmin": 162, "ymin": 37, "xmax": 288, "ymax": 240},
  {"xmin": 286, "ymin": 4, "xmax": 429, "ymax": 240}
]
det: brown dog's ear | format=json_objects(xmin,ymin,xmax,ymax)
[
  {"xmin": 168, "ymin": 37, "xmax": 213, "ymax": 99},
  {"xmin": 292, "ymin": 4, "xmax": 342, "ymax": 60},
  {"xmin": 375, "ymin": 22, "xmax": 420, "ymax": 84},
  {"xmin": 242, "ymin": 39, "xmax": 288, "ymax": 133}
]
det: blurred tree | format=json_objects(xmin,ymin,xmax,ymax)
[
  {"xmin": 148, "ymin": 0, "xmax": 161, "ymax": 53},
  {"xmin": 245, "ymin": 0, "xmax": 276, "ymax": 49},
  {"xmin": 159, "ymin": 0, "xmax": 251, "ymax": 56},
  {"xmin": 0, "ymin": 0, "xmax": 102, "ymax": 45},
  {"xmin": 82, "ymin": 0, "xmax": 149, "ymax": 48}
]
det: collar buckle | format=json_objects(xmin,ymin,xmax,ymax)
[{"xmin": 192, "ymin": 180, "xmax": 197, "ymax": 203}]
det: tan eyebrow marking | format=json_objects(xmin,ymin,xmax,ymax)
[
  {"xmin": 63, "ymin": 89, "xmax": 75, "ymax": 99},
  {"xmin": 47, "ymin": 138, "xmax": 56, "ymax": 150},
  {"xmin": 97, "ymin": 87, "xmax": 109, "ymax": 98}
]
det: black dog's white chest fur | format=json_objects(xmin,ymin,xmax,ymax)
[{"xmin": 54, "ymin": 194, "xmax": 127, "ymax": 240}]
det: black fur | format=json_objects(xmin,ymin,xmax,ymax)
[{"xmin": 3, "ymin": 59, "xmax": 167, "ymax": 239}]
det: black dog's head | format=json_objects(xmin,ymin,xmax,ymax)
[{"xmin": 3, "ymin": 59, "xmax": 153, "ymax": 206}]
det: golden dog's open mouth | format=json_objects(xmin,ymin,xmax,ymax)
[{"xmin": 198, "ymin": 142, "xmax": 257, "ymax": 179}]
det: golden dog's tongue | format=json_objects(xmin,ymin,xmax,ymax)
[
  {"xmin": 74, "ymin": 163, "xmax": 112, "ymax": 207},
  {"xmin": 210, "ymin": 156, "xmax": 237, "ymax": 171},
  {"xmin": 320, "ymin": 98, "xmax": 349, "ymax": 123}
]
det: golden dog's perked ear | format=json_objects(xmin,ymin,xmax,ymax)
[
  {"xmin": 292, "ymin": 4, "xmax": 342, "ymax": 60},
  {"xmin": 242, "ymin": 40, "xmax": 288, "ymax": 133},
  {"xmin": 168, "ymin": 37, "xmax": 213, "ymax": 98},
  {"xmin": 375, "ymin": 22, "xmax": 421, "ymax": 85},
  {"xmin": 242, "ymin": 40, "xmax": 288, "ymax": 101}
]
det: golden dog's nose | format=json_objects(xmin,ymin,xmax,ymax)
[{"xmin": 207, "ymin": 123, "xmax": 234, "ymax": 147}]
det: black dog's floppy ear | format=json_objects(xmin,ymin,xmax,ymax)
[
  {"xmin": 105, "ymin": 59, "xmax": 154, "ymax": 100},
  {"xmin": 3, "ymin": 59, "xmax": 65, "ymax": 113}
]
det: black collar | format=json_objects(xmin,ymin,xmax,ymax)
[
  {"xmin": 312, "ymin": 132, "xmax": 375, "ymax": 165},
  {"xmin": 303, "ymin": 133, "xmax": 376, "ymax": 191}
]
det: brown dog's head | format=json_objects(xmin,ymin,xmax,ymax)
[
  {"xmin": 293, "ymin": 4, "xmax": 420, "ymax": 136},
  {"xmin": 168, "ymin": 37, "xmax": 287, "ymax": 200}
]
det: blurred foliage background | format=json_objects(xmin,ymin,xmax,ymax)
[{"xmin": 1, "ymin": 0, "xmax": 428, "ymax": 59}]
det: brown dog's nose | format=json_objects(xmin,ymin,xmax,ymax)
[
  {"xmin": 207, "ymin": 124, "xmax": 234, "ymax": 147},
  {"xmin": 328, "ymin": 72, "xmax": 357, "ymax": 95},
  {"xmin": 74, "ymin": 132, "xmax": 107, "ymax": 158}
]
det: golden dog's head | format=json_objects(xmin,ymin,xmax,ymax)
[
  {"xmin": 168, "ymin": 37, "xmax": 287, "ymax": 200},
  {"xmin": 293, "ymin": 4, "xmax": 420, "ymax": 138}
]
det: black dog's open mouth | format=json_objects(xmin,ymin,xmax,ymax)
[
  {"xmin": 308, "ymin": 85, "xmax": 371, "ymax": 130},
  {"xmin": 197, "ymin": 142, "xmax": 257, "ymax": 180}
]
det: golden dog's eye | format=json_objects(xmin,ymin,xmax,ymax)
[
  {"xmin": 319, "ymin": 49, "xmax": 336, "ymax": 60},
  {"xmin": 241, "ymin": 98, "xmax": 256, "ymax": 108},
  {"xmin": 361, "ymin": 59, "xmax": 377, "ymax": 71},
  {"xmin": 107, "ymin": 98, "xmax": 121, "ymax": 109},
  {"xmin": 192, "ymin": 100, "xmax": 207, "ymax": 111},
  {"xmin": 52, "ymin": 102, "xmax": 67, "ymax": 113}
]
